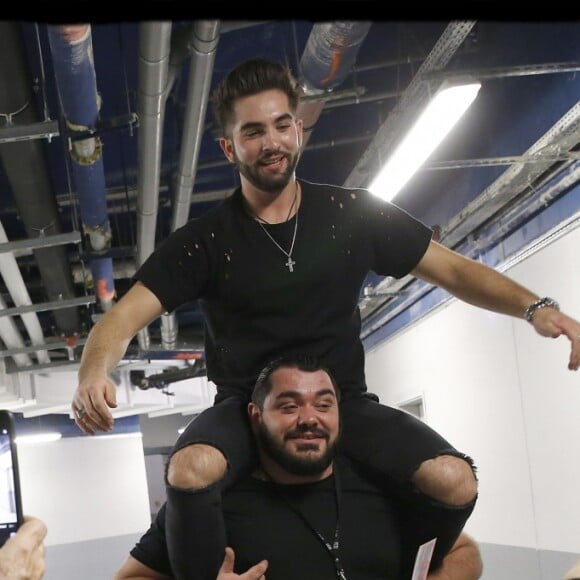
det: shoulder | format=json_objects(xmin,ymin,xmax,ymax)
[
  {"xmin": 299, "ymin": 178, "xmax": 401, "ymax": 216},
  {"xmin": 163, "ymin": 191, "xmax": 240, "ymax": 242},
  {"xmin": 300, "ymin": 178, "xmax": 369, "ymax": 201}
]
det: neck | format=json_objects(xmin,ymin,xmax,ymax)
[
  {"xmin": 242, "ymin": 179, "xmax": 300, "ymax": 225},
  {"xmin": 255, "ymin": 457, "xmax": 334, "ymax": 485}
]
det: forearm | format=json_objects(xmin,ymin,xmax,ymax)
[
  {"xmin": 441, "ymin": 259, "xmax": 536, "ymax": 317},
  {"xmin": 414, "ymin": 240, "xmax": 538, "ymax": 318},
  {"xmin": 78, "ymin": 282, "xmax": 165, "ymax": 381},
  {"xmin": 78, "ymin": 314, "xmax": 133, "ymax": 381}
]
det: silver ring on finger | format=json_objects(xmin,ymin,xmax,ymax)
[{"xmin": 75, "ymin": 407, "xmax": 86, "ymax": 420}]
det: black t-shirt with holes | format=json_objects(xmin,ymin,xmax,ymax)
[{"xmin": 135, "ymin": 179, "xmax": 432, "ymax": 399}]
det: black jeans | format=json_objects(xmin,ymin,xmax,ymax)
[{"xmin": 165, "ymin": 392, "xmax": 476, "ymax": 579}]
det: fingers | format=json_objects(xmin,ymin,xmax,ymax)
[
  {"xmin": 569, "ymin": 335, "xmax": 580, "ymax": 371},
  {"xmin": 243, "ymin": 559, "xmax": 268, "ymax": 579},
  {"xmin": 554, "ymin": 315, "xmax": 580, "ymax": 371},
  {"xmin": 72, "ymin": 378, "xmax": 117, "ymax": 434},
  {"xmin": 218, "ymin": 548, "xmax": 268, "ymax": 579},
  {"xmin": 219, "ymin": 547, "xmax": 236, "ymax": 574},
  {"xmin": 16, "ymin": 516, "xmax": 48, "ymax": 549},
  {"xmin": 534, "ymin": 310, "xmax": 580, "ymax": 371}
]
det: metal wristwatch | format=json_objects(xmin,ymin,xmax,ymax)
[{"xmin": 524, "ymin": 296, "xmax": 560, "ymax": 323}]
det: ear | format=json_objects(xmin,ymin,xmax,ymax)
[
  {"xmin": 219, "ymin": 137, "xmax": 235, "ymax": 163},
  {"xmin": 247, "ymin": 402, "xmax": 261, "ymax": 434},
  {"xmin": 296, "ymin": 118, "xmax": 304, "ymax": 149}
]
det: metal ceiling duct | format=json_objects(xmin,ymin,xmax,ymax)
[
  {"xmin": 161, "ymin": 20, "xmax": 220, "ymax": 351},
  {"xmin": 0, "ymin": 21, "xmax": 81, "ymax": 367},
  {"xmin": 135, "ymin": 22, "xmax": 173, "ymax": 351},
  {"xmin": 47, "ymin": 24, "xmax": 116, "ymax": 314}
]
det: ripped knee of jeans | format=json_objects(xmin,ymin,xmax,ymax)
[
  {"xmin": 165, "ymin": 443, "xmax": 228, "ymax": 491},
  {"xmin": 412, "ymin": 450, "xmax": 478, "ymax": 506}
]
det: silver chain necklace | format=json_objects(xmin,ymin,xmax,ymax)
[
  {"xmin": 257, "ymin": 212, "xmax": 298, "ymax": 272},
  {"xmin": 254, "ymin": 183, "xmax": 299, "ymax": 273}
]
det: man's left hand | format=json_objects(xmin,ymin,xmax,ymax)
[
  {"xmin": 216, "ymin": 547, "xmax": 268, "ymax": 580},
  {"xmin": 531, "ymin": 308, "xmax": 580, "ymax": 371}
]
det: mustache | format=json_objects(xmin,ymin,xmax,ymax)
[
  {"xmin": 285, "ymin": 425, "xmax": 329, "ymax": 440},
  {"xmin": 260, "ymin": 151, "xmax": 289, "ymax": 163}
]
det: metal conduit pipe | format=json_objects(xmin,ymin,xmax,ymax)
[
  {"xmin": 171, "ymin": 20, "xmax": 220, "ymax": 231},
  {"xmin": 135, "ymin": 22, "xmax": 173, "ymax": 351},
  {"xmin": 466, "ymin": 160, "xmax": 580, "ymax": 254},
  {"xmin": 47, "ymin": 24, "xmax": 116, "ymax": 313},
  {"xmin": 160, "ymin": 20, "xmax": 220, "ymax": 350}
]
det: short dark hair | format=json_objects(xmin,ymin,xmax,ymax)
[
  {"xmin": 211, "ymin": 58, "xmax": 301, "ymax": 137},
  {"xmin": 251, "ymin": 354, "xmax": 340, "ymax": 410}
]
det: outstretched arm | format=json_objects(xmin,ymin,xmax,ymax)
[
  {"xmin": 427, "ymin": 533, "xmax": 483, "ymax": 580},
  {"xmin": 72, "ymin": 281, "xmax": 165, "ymax": 435},
  {"xmin": 413, "ymin": 240, "xmax": 580, "ymax": 371}
]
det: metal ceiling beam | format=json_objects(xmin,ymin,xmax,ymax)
[
  {"xmin": 0, "ymin": 295, "xmax": 95, "ymax": 318},
  {"xmin": 0, "ymin": 119, "xmax": 59, "ymax": 144},
  {"xmin": 0, "ymin": 337, "xmax": 87, "ymax": 358},
  {"xmin": 0, "ymin": 231, "xmax": 81, "ymax": 253}
]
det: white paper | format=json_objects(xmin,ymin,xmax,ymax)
[{"xmin": 411, "ymin": 537, "xmax": 437, "ymax": 580}]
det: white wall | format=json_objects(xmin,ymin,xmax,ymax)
[
  {"xmin": 365, "ymin": 223, "xmax": 580, "ymax": 574},
  {"xmin": 17, "ymin": 434, "xmax": 151, "ymax": 545}
]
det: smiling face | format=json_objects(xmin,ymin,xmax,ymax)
[
  {"xmin": 219, "ymin": 89, "xmax": 303, "ymax": 195},
  {"xmin": 249, "ymin": 366, "xmax": 340, "ymax": 482}
]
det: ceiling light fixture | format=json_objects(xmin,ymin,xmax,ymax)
[
  {"xmin": 15, "ymin": 432, "xmax": 62, "ymax": 445},
  {"xmin": 369, "ymin": 79, "xmax": 481, "ymax": 202}
]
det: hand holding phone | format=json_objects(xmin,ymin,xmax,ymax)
[{"xmin": 0, "ymin": 410, "xmax": 23, "ymax": 547}]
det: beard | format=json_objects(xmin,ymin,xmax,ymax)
[
  {"xmin": 234, "ymin": 149, "xmax": 300, "ymax": 195},
  {"xmin": 256, "ymin": 422, "xmax": 337, "ymax": 477}
]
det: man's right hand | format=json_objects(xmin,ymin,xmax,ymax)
[
  {"xmin": 217, "ymin": 547, "xmax": 268, "ymax": 580},
  {"xmin": 71, "ymin": 282, "xmax": 165, "ymax": 435},
  {"xmin": 72, "ymin": 373, "xmax": 117, "ymax": 435}
]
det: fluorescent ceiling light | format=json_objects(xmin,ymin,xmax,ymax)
[
  {"xmin": 15, "ymin": 432, "xmax": 62, "ymax": 445},
  {"xmin": 369, "ymin": 80, "xmax": 481, "ymax": 202}
]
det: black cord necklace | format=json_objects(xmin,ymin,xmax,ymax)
[{"xmin": 263, "ymin": 466, "xmax": 347, "ymax": 580}]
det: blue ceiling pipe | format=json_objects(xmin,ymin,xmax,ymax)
[
  {"xmin": 295, "ymin": 22, "xmax": 373, "ymax": 152},
  {"xmin": 299, "ymin": 21, "xmax": 372, "ymax": 92},
  {"xmin": 47, "ymin": 24, "xmax": 115, "ymax": 311}
]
